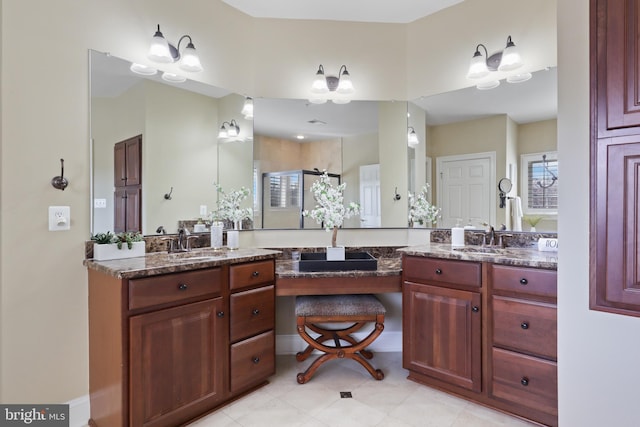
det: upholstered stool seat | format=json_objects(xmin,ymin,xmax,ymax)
[{"xmin": 295, "ymin": 294, "xmax": 386, "ymax": 384}]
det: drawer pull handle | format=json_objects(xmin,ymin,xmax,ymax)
[
  {"xmin": 521, "ymin": 321, "xmax": 529, "ymax": 330},
  {"xmin": 252, "ymin": 271, "xmax": 260, "ymax": 277},
  {"xmin": 472, "ymin": 306, "xmax": 479, "ymax": 313},
  {"xmin": 435, "ymin": 268, "xmax": 442, "ymax": 275},
  {"xmin": 177, "ymin": 283, "xmax": 188, "ymax": 291},
  {"xmin": 520, "ymin": 377, "xmax": 529, "ymax": 386},
  {"xmin": 217, "ymin": 311, "xmax": 225, "ymax": 318},
  {"xmin": 252, "ymin": 357, "xmax": 260, "ymax": 364},
  {"xmin": 252, "ymin": 308, "xmax": 260, "ymax": 316},
  {"xmin": 519, "ymin": 278, "xmax": 528, "ymax": 285}
]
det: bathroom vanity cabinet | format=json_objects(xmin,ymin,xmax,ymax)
[
  {"xmin": 402, "ymin": 254, "xmax": 557, "ymax": 426},
  {"xmin": 87, "ymin": 257, "xmax": 276, "ymax": 427}
]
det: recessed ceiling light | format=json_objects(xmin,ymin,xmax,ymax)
[{"xmin": 296, "ymin": 135, "xmax": 305, "ymax": 140}]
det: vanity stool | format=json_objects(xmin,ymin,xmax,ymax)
[{"xmin": 294, "ymin": 294, "xmax": 386, "ymax": 384}]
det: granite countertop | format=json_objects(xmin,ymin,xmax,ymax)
[
  {"xmin": 398, "ymin": 243, "xmax": 558, "ymax": 270},
  {"xmin": 276, "ymin": 257, "xmax": 402, "ymax": 278},
  {"xmin": 83, "ymin": 248, "xmax": 281, "ymax": 279}
]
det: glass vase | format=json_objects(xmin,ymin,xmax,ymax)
[{"xmin": 210, "ymin": 221, "xmax": 223, "ymax": 248}]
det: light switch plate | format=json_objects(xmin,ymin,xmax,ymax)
[
  {"xmin": 94, "ymin": 198, "xmax": 107, "ymax": 208},
  {"xmin": 49, "ymin": 206, "xmax": 70, "ymax": 231}
]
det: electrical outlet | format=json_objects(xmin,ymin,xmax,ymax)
[
  {"xmin": 94, "ymin": 198, "xmax": 107, "ymax": 208},
  {"xmin": 200, "ymin": 205, "xmax": 208, "ymax": 216},
  {"xmin": 49, "ymin": 206, "xmax": 70, "ymax": 231}
]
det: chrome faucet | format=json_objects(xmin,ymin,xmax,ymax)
[
  {"xmin": 177, "ymin": 227, "xmax": 191, "ymax": 251},
  {"xmin": 487, "ymin": 226, "xmax": 496, "ymax": 246}
]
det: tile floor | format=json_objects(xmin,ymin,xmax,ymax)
[{"xmin": 188, "ymin": 352, "xmax": 536, "ymax": 427}]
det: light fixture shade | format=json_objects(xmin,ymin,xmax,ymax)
[
  {"xmin": 476, "ymin": 80, "xmax": 500, "ymax": 90},
  {"xmin": 241, "ymin": 97, "xmax": 254, "ymax": 119},
  {"xmin": 130, "ymin": 63, "xmax": 158, "ymax": 76},
  {"xmin": 311, "ymin": 66, "xmax": 329, "ymax": 94},
  {"xmin": 179, "ymin": 43, "xmax": 203, "ymax": 72},
  {"xmin": 336, "ymin": 69, "xmax": 354, "ymax": 94},
  {"xmin": 308, "ymin": 97, "xmax": 327, "ymax": 104},
  {"xmin": 408, "ymin": 128, "xmax": 419, "ymax": 148},
  {"xmin": 227, "ymin": 120, "xmax": 239, "ymax": 137},
  {"xmin": 467, "ymin": 54, "xmax": 490, "ymax": 79},
  {"xmin": 506, "ymin": 72, "xmax": 532, "ymax": 83},
  {"xmin": 218, "ymin": 124, "xmax": 228, "ymax": 139},
  {"xmin": 148, "ymin": 26, "xmax": 173, "ymax": 63},
  {"xmin": 498, "ymin": 38, "xmax": 523, "ymax": 71},
  {"xmin": 161, "ymin": 72, "xmax": 186, "ymax": 83},
  {"xmin": 331, "ymin": 97, "xmax": 351, "ymax": 105}
]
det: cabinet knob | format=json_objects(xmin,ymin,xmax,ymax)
[
  {"xmin": 177, "ymin": 283, "xmax": 188, "ymax": 291},
  {"xmin": 519, "ymin": 278, "xmax": 528, "ymax": 285},
  {"xmin": 521, "ymin": 377, "xmax": 529, "ymax": 386},
  {"xmin": 217, "ymin": 311, "xmax": 224, "ymax": 318},
  {"xmin": 252, "ymin": 271, "xmax": 260, "ymax": 277},
  {"xmin": 472, "ymin": 306, "xmax": 479, "ymax": 312},
  {"xmin": 252, "ymin": 357, "xmax": 260, "ymax": 364},
  {"xmin": 252, "ymin": 308, "xmax": 260, "ymax": 316},
  {"xmin": 435, "ymin": 268, "xmax": 442, "ymax": 275},
  {"xmin": 521, "ymin": 321, "xmax": 529, "ymax": 330}
]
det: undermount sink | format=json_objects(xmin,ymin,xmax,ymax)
[{"xmin": 452, "ymin": 246, "xmax": 507, "ymax": 254}]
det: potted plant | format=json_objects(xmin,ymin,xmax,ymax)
[
  {"xmin": 214, "ymin": 183, "xmax": 253, "ymax": 249},
  {"xmin": 92, "ymin": 231, "xmax": 145, "ymax": 261},
  {"xmin": 523, "ymin": 215, "xmax": 543, "ymax": 232},
  {"xmin": 408, "ymin": 184, "xmax": 441, "ymax": 227},
  {"xmin": 303, "ymin": 171, "xmax": 360, "ymax": 260}
]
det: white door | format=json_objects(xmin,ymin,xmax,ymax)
[
  {"xmin": 359, "ymin": 164, "xmax": 381, "ymax": 228},
  {"xmin": 436, "ymin": 152, "xmax": 495, "ymax": 229}
]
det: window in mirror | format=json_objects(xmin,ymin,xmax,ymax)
[{"xmin": 520, "ymin": 152, "xmax": 558, "ymax": 215}]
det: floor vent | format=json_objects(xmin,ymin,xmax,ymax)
[{"xmin": 340, "ymin": 392, "xmax": 353, "ymax": 398}]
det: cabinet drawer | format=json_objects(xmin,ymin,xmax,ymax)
[
  {"xmin": 491, "ymin": 348, "xmax": 557, "ymax": 417},
  {"xmin": 129, "ymin": 268, "xmax": 222, "ymax": 310},
  {"xmin": 403, "ymin": 256, "xmax": 481, "ymax": 288},
  {"xmin": 230, "ymin": 260, "xmax": 275, "ymax": 291},
  {"xmin": 492, "ymin": 296, "xmax": 557, "ymax": 360},
  {"xmin": 230, "ymin": 330, "xmax": 275, "ymax": 393},
  {"xmin": 230, "ymin": 285, "xmax": 275, "ymax": 342},
  {"xmin": 492, "ymin": 265, "xmax": 557, "ymax": 298}
]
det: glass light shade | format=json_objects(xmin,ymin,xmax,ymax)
[
  {"xmin": 336, "ymin": 74, "xmax": 354, "ymax": 95},
  {"xmin": 506, "ymin": 72, "xmax": 532, "ymax": 83},
  {"xmin": 498, "ymin": 44, "xmax": 523, "ymax": 71},
  {"xmin": 308, "ymin": 97, "xmax": 327, "ymax": 104},
  {"xmin": 467, "ymin": 54, "xmax": 490, "ymax": 79},
  {"xmin": 241, "ymin": 97, "xmax": 254, "ymax": 119},
  {"xmin": 331, "ymin": 97, "xmax": 351, "ymax": 105},
  {"xmin": 179, "ymin": 44, "xmax": 203, "ymax": 72},
  {"xmin": 408, "ymin": 130, "xmax": 419, "ymax": 147},
  {"xmin": 227, "ymin": 124, "xmax": 239, "ymax": 137},
  {"xmin": 161, "ymin": 72, "xmax": 186, "ymax": 83},
  {"xmin": 130, "ymin": 63, "xmax": 157, "ymax": 76},
  {"xmin": 218, "ymin": 126, "xmax": 228, "ymax": 139},
  {"xmin": 476, "ymin": 80, "xmax": 500, "ymax": 90},
  {"xmin": 311, "ymin": 72, "xmax": 329, "ymax": 94},
  {"xmin": 148, "ymin": 34, "xmax": 173, "ymax": 63}
]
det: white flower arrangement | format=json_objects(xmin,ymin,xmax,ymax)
[
  {"xmin": 211, "ymin": 183, "xmax": 253, "ymax": 229},
  {"xmin": 408, "ymin": 184, "xmax": 441, "ymax": 226},
  {"xmin": 303, "ymin": 171, "xmax": 360, "ymax": 247}
]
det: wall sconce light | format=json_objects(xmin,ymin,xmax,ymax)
[
  {"xmin": 218, "ymin": 119, "xmax": 240, "ymax": 139},
  {"xmin": 466, "ymin": 35, "xmax": 531, "ymax": 90},
  {"xmin": 136, "ymin": 24, "xmax": 203, "ymax": 82},
  {"xmin": 408, "ymin": 127, "xmax": 420, "ymax": 148},
  {"xmin": 309, "ymin": 64, "xmax": 355, "ymax": 104},
  {"xmin": 241, "ymin": 97, "xmax": 254, "ymax": 119}
]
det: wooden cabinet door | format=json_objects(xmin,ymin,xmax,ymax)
[
  {"xmin": 594, "ymin": 0, "xmax": 640, "ymax": 137},
  {"xmin": 129, "ymin": 298, "xmax": 225, "ymax": 427},
  {"xmin": 114, "ymin": 136, "xmax": 141, "ymax": 187},
  {"xmin": 403, "ymin": 282, "xmax": 482, "ymax": 392},
  {"xmin": 114, "ymin": 187, "xmax": 141, "ymax": 233}
]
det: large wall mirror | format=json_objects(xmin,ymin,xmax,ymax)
[{"xmin": 89, "ymin": 49, "xmax": 557, "ymax": 236}]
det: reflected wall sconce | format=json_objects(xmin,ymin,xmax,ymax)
[
  {"xmin": 218, "ymin": 119, "xmax": 240, "ymax": 139},
  {"xmin": 408, "ymin": 127, "xmax": 420, "ymax": 148},
  {"xmin": 466, "ymin": 35, "xmax": 531, "ymax": 90},
  {"xmin": 309, "ymin": 64, "xmax": 355, "ymax": 104},
  {"xmin": 131, "ymin": 24, "xmax": 203, "ymax": 82},
  {"xmin": 241, "ymin": 97, "xmax": 254, "ymax": 119}
]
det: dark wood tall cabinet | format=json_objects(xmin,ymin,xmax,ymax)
[
  {"xmin": 591, "ymin": 0, "xmax": 640, "ymax": 316},
  {"xmin": 114, "ymin": 135, "xmax": 142, "ymax": 233}
]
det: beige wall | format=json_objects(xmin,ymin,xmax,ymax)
[
  {"xmin": 342, "ymin": 132, "xmax": 379, "ymax": 228},
  {"xmin": 11, "ymin": 3, "xmax": 635, "ymax": 427}
]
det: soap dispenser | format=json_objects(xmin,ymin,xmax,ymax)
[{"xmin": 451, "ymin": 219, "xmax": 465, "ymax": 248}]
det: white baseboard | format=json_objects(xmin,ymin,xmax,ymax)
[
  {"xmin": 276, "ymin": 331, "xmax": 402, "ymax": 355},
  {"xmin": 67, "ymin": 395, "xmax": 90, "ymax": 427}
]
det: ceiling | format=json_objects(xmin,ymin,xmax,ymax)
[{"xmin": 221, "ymin": 0, "xmax": 464, "ymax": 24}]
